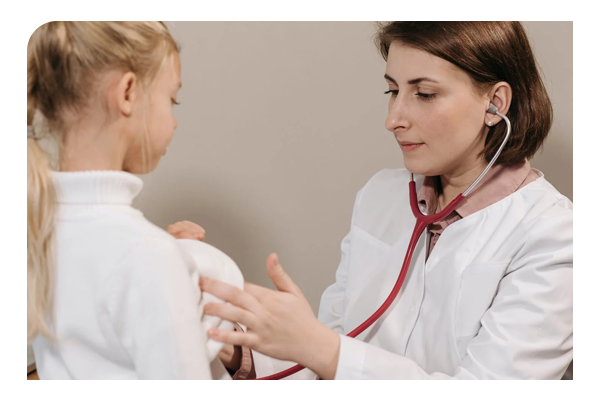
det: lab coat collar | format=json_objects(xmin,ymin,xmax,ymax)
[{"xmin": 417, "ymin": 160, "xmax": 532, "ymax": 218}]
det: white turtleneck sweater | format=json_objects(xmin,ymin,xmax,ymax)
[{"xmin": 31, "ymin": 170, "xmax": 241, "ymax": 379}]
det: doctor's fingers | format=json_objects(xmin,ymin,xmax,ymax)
[
  {"xmin": 207, "ymin": 327, "xmax": 260, "ymax": 349},
  {"xmin": 244, "ymin": 281, "xmax": 305, "ymax": 307},
  {"xmin": 203, "ymin": 302, "xmax": 259, "ymax": 330},
  {"xmin": 265, "ymin": 253, "xmax": 303, "ymax": 297},
  {"xmin": 200, "ymin": 277, "xmax": 262, "ymax": 314}
]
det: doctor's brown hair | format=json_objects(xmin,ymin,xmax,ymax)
[
  {"xmin": 27, "ymin": 22, "xmax": 179, "ymax": 343},
  {"xmin": 375, "ymin": 21, "xmax": 553, "ymax": 166}
]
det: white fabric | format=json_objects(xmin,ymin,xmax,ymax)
[
  {"xmin": 27, "ymin": 346, "xmax": 35, "ymax": 369},
  {"xmin": 177, "ymin": 239, "xmax": 244, "ymax": 360},
  {"xmin": 32, "ymin": 170, "xmax": 243, "ymax": 379},
  {"xmin": 255, "ymin": 168, "xmax": 572, "ymax": 380}
]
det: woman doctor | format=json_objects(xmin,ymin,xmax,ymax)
[{"xmin": 197, "ymin": 22, "xmax": 573, "ymax": 380}]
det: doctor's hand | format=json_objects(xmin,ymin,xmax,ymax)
[
  {"xmin": 199, "ymin": 254, "xmax": 340, "ymax": 380},
  {"xmin": 167, "ymin": 220, "xmax": 206, "ymax": 241}
]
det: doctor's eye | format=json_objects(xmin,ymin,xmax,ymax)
[
  {"xmin": 416, "ymin": 92, "xmax": 436, "ymax": 101},
  {"xmin": 384, "ymin": 90, "xmax": 398, "ymax": 97}
]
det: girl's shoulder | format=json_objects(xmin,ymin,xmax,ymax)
[{"xmin": 176, "ymin": 239, "xmax": 244, "ymax": 291}]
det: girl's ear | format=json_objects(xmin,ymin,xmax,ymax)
[{"xmin": 115, "ymin": 72, "xmax": 138, "ymax": 117}]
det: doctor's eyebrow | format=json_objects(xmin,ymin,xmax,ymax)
[{"xmin": 384, "ymin": 74, "xmax": 439, "ymax": 85}]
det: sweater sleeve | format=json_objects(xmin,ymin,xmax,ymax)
[{"xmin": 103, "ymin": 237, "xmax": 212, "ymax": 379}]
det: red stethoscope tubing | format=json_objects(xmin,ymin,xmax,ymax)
[{"xmin": 256, "ymin": 182, "xmax": 465, "ymax": 380}]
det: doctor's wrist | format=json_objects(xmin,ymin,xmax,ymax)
[
  {"xmin": 219, "ymin": 343, "xmax": 242, "ymax": 371},
  {"xmin": 298, "ymin": 323, "xmax": 340, "ymax": 380}
]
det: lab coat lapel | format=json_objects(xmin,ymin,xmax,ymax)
[{"xmin": 343, "ymin": 225, "xmax": 428, "ymax": 343}]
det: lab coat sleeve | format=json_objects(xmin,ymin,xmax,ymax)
[
  {"xmin": 462, "ymin": 204, "xmax": 573, "ymax": 379},
  {"xmin": 103, "ymin": 237, "xmax": 212, "ymax": 379},
  {"xmin": 317, "ymin": 231, "xmax": 352, "ymax": 334},
  {"xmin": 318, "ymin": 188, "xmax": 364, "ymax": 334},
  {"xmin": 334, "ymin": 204, "xmax": 573, "ymax": 380}
]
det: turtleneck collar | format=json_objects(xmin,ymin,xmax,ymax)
[{"xmin": 51, "ymin": 170, "xmax": 143, "ymax": 206}]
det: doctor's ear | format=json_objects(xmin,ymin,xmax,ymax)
[{"xmin": 485, "ymin": 82, "xmax": 512, "ymax": 125}]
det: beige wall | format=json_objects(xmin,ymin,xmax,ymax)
[{"xmin": 134, "ymin": 22, "xmax": 573, "ymax": 312}]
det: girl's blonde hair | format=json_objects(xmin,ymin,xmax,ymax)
[{"xmin": 27, "ymin": 22, "xmax": 180, "ymax": 343}]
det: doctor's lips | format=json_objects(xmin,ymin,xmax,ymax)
[{"xmin": 398, "ymin": 140, "xmax": 424, "ymax": 152}]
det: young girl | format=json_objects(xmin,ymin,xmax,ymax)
[{"xmin": 27, "ymin": 21, "xmax": 244, "ymax": 379}]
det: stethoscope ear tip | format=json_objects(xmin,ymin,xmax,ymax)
[{"xmin": 487, "ymin": 103, "xmax": 499, "ymax": 115}]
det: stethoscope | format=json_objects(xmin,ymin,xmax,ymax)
[{"xmin": 258, "ymin": 103, "xmax": 511, "ymax": 380}]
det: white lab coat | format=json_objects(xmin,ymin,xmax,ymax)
[{"xmin": 253, "ymin": 168, "xmax": 573, "ymax": 379}]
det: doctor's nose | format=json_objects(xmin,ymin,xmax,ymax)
[{"xmin": 385, "ymin": 97, "xmax": 410, "ymax": 133}]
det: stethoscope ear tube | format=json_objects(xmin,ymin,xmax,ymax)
[{"xmin": 464, "ymin": 109, "xmax": 512, "ymax": 196}]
